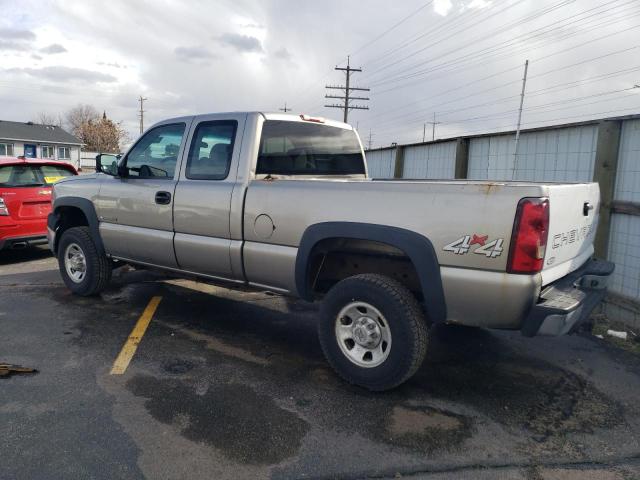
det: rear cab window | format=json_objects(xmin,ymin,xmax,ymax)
[
  {"xmin": 0, "ymin": 164, "xmax": 75, "ymax": 187},
  {"xmin": 257, "ymin": 121, "xmax": 365, "ymax": 176}
]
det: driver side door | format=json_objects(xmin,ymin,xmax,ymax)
[{"xmin": 96, "ymin": 120, "xmax": 192, "ymax": 268}]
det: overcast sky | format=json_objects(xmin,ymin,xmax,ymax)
[{"xmin": 1, "ymin": 0, "xmax": 639, "ymax": 148}]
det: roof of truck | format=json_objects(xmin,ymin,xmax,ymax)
[{"xmin": 152, "ymin": 112, "xmax": 354, "ymax": 131}]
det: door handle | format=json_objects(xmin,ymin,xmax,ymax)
[{"xmin": 155, "ymin": 191, "xmax": 172, "ymax": 205}]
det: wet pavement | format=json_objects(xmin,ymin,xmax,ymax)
[{"xmin": 1, "ymin": 247, "xmax": 640, "ymax": 479}]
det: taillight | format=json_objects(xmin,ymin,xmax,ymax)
[
  {"xmin": 300, "ymin": 114, "xmax": 325, "ymax": 123},
  {"xmin": 507, "ymin": 197, "xmax": 549, "ymax": 274},
  {"xmin": 0, "ymin": 197, "xmax": 8, "ymax": 216}
]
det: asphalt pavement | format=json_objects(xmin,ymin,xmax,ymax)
[{"xmin": 1, "ymin": 247, "xmax": 640, "ymax": 480}]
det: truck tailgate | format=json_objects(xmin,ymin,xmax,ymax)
[{"xmin": 541, "ymin": 182, "xmax": 600, "ymax": 286}]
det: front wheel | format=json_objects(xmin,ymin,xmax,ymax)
[
  {"xmin": 57, "ymin": 226, "xmax": 112, "ymax": 296},
  {"xmin": 318, "ymin": 274, "xmax": 429, "ymax": 391}
]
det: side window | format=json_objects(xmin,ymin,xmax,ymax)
[
  {"xmin": 125, "ymin": 123, "xmax": 186, "ymax": 179},
  {"xmin": 186, "ymin": 121, "xmax": 237, "ymax": 180}
]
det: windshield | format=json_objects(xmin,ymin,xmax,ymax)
[
  {"xmin": 0, "ymin": 164, "xmax": 75, "ymax": 187},
  {"xmin": 257, "ymin": 120, "xmax": 365, "ymax": 176}
]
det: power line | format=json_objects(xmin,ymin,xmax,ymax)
[
  {"xmin": 360, "ymin": 0, "xmax": 514, "ymax": 70},
  {"xmin": 367, "ymin": 0, "xmax": 639, "ymax": 90},
  {"xmin": 324, "ymin": 56, "xmax": 370, "ymax": 123},
  {"xmin": 348, "ymin": 1, "xmax": 435, "ymax": 59},
  {"xmin": 373, "ymin": 88, "xmax": 640, "ymax": 140},
  {"xmin": 363, "ymin": 43, "xmax": 640, "ymax": 132},
  {"xmin": 287, "ymin": 1, "xmax": 432, "ymax": 112},
  {"xmin": 361, "ymin": 0, "xmax": 576, "ymax": 84},
  {"xmin": 365, "ymin": 0, "xmax": 640, "ymax": 95}
]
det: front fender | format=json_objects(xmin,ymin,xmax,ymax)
[{"xmin": 50, "ymin": 197, "xmax": 104, "ymax": 255}]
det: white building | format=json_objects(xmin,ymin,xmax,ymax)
[{"xmin": 0, "ymin": 120, "xmax": 82, "ymax": 167}]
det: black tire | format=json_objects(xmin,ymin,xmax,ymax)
[
  {"xmin": 57, "ymin": 226, "xmax": 112, "ymax": 296},
  {"xmin": 318, "ymin": 273, "xmax": 428, "ymax": 391}
]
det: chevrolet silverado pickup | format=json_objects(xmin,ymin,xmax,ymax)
[{"xmin": 47, "ymin": 112, "xmax": 614, "ymax": 391}]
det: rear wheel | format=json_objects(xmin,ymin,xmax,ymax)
[
  {"xmin": 318, "ymin": 273, "xmax": 429, "ymax": 391},
  {"xmin": 57, "ymin": 226, "xmax": 112, "ymax": 296}
]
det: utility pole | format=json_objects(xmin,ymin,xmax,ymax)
[
  {"xmin": 513, "ymin": 59, "xmax": 529, "ymax": 176},
  {"xmin": 138, "ymin": 96, "xmax": 148, "ymax": 135},
  {"xmin": 367, "ymin": 129, "xmax": 373, "ymax": 150},
  {"xmin": 325, "ymin": 56, "xmax": 370, "ymax": 123},
  {"xmin": 279, "ymin": 102, "xmax": 291, "ymax": 112},
  {"xmin": 424, "ymin": 112, "xmax": 441, "ymax": 142}
]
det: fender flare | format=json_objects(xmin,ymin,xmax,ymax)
[
  {"xmin": 50, "ymin": 197, "xmax": 104, "ymax": 255},
  {"xmin": 295, "ymin": 222, "xmax": 446, "ymax": 323}
]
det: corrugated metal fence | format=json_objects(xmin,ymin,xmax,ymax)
[{"xmin": 365, "ymin": 115, "xmax": 640, "ymax": 325}]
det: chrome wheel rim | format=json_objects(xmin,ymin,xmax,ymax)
[
  {"xmin": 64, "ymin": 243, "xmax": 87, "ymax": 283},
  {"xmin": 335, "ymin": 301, "xmax": 392, "ymax": 368}
]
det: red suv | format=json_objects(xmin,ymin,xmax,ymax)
[{"xmin": 0, "ymin": 157, "xmax": 77, "ymax": 251}]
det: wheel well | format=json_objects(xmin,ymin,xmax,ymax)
[
  {"xmin": 54, "ymin": 206, "xmax": 89, "ymax": 252},
  {"xmin": 306, "ymin": 238, "xmax": 422, "ymax": 301}
]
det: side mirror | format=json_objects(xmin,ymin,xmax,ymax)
[{"xmin": 95, "ymin": 154, "xmax": 121, "ymax": 176}]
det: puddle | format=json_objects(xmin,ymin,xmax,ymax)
[
  {"xmin": 126, "ymin": 375, "xmax": 309, "ymax": 465},
  {"xmin": 410, "ymin": 326, "xmax": 624, "ymax": 454},
  {"xmin": 379, "ymin": 405, "xmax": 473, "ymax": 452},
  {"xmin": 162, "ymin": 359, "xmax": 195, "ymax": 375}
]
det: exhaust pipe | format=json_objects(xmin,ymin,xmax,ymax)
[{"xmin": 11, "ymin": 242, "xmax": 28, "ymax": 250}]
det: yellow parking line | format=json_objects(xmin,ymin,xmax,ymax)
[{"xmin": 110, "ymin": 296, "xmax": 162, "ymax": 375}]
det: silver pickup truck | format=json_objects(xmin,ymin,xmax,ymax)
[{"xmin": 48, "ymin": 112, "xmax": 614, "ymax": 390}]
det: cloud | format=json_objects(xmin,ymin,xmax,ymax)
[
  {"xmin": 241, "ymin": 23, "xmax": 264, "ymax": 29},
  {"xmin": 97, "ymin": 61, "xmax": 127, "ymax": 69},
  {"xmin": 41, "ymin": 43, "xmax": 67, "ymax": 54},
  {"xmin": 174, "ymin": 46, "xmax": 214, "ymax": 62},
  {"xmin": 0, "ymin": 27, "xmax": 36, "ymax": 41},
  {"xmin": 31, "ymin": 54, "xmax": 42, "ymax": 60},
  {"xmin": 0, "ymin": 40, "xmax": 31, "ymax": 51},
  {"xmin": 7, "ymin": 66, "xmax": 117, "ymax": 83},
  {"xmin": 433, "ymin": 0, "xmax": 453, "ymax": 16},
  {"xmin": 219, "ymin": 32, "xmax": 263, "ymax": 53},
  {"xmin": 273, "ymin": 47, "xmax": 293, "ymax": 61}
]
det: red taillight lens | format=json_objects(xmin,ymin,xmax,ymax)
[
  {"xmin": 0, "ymin": 197, "xmax": 8, "ymax": 216},
  {"xmin": 507, "ymin": 197, "xmax": 549, "ymax": 274}
]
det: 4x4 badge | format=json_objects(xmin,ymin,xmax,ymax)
[{"xmin": 444, "ymin": 234, "xmax": 504, "ymax": 258}]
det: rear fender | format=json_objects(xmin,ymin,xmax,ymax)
[{"xmin": 295, "ymin": 222, "xmax": 446, "ymax": 323}]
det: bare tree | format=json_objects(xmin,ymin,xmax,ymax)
[
  {"xmin": 65, "ymin": 104, "xmax": 100, "ymax": 138},
  {"xmin": 64, "ymin": 105, "xmax": 129, "ymax": 153},
  {"xmin": 34, "ymin": 111, "xmax": 63, "ymax": 127}
]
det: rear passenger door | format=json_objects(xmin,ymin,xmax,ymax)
[{"xmin": 172, "ymin": 113, "xmax": 246, "ymax": 281}]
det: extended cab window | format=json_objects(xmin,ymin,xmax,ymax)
[
  {"xmin": 257, "ymin": 121, "xmax": 365, "ymax": 175},
  {"xmin": 125, "ymin": 123, "xmax": 185, "ymax": 178},
  {"xmin": 186, "ymin": 121, "xmax": 237, "ymax": 180}
]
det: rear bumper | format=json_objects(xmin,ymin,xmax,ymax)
[
  {"xmin": 521, "ymin": 258, "xmax": 614, "ymax": 337},
  {"xmin": 0, "ymin": 234, "xmax": 48, "ymax": 251}
]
